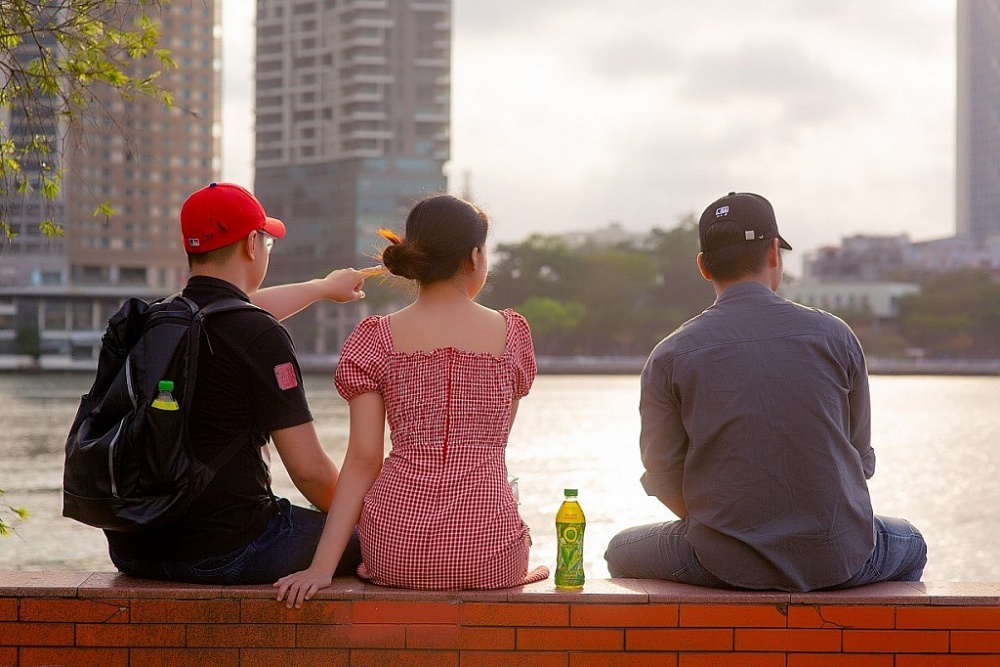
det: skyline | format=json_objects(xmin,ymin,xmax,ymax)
[{"xmin": 220, "ymin": 1, "xmax": 959, "ymax": 275}]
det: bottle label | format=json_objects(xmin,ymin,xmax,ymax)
[
  {"xmin": 555, "ymin": 520, "xmax": 585, "ymax": 588},
  {"xmin": 151, "ymin": 396, "xmax": 180, "ymax": 411}
]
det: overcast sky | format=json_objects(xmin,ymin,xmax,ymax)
[{"xmin": 220, "ymin": 1, "xmax": 957, "ymax": 275}]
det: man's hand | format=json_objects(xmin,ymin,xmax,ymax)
[{"xmin": 319, "ymin": 268, "xmax": 366, "ymax": 303}]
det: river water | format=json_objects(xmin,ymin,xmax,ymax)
[{"xmin": 1, "ymin": 372, "xmax": 997, "ymax": 582}]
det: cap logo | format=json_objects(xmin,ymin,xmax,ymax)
[
  {"xmin": 187, "ymin": 238, "xmax": 201, "ymax": 247},
  {"xmin": 745, "ymin": 231, "xmax": 755, "ymax": 241},
  {"xmin": 715, "ymin": 205, "xmax": 729, "ymax": 217}
]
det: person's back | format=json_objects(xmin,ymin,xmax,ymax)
[
  {"xmin": 605, "ymin": 191, "xmax": 926, "ymax": 592},
  {"xmin": 641, "ymin": 281, "xmax": 875, "ymax": 590},
  {"xmin": 106, "ymin": 182, "xmax": 365, "ymax": 584},
  {"xmin": 105, "ymin": 276, "xmax": 307, "ymax": 565},
  {"xmin": 275, "ymin": 195, "xmax": 549, "ymax": 608},
  {"xmin": 337, "ymin": 307, "xmax": 536, "ymax": 588}
]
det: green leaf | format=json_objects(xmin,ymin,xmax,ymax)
[{"xmin": 39, "ymin": 219, "xmax": 65, "ymax": 238}]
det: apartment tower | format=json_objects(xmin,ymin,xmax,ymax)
[
  {"xmin": 956, "ymin": 0, "xmax": 1000, "ymax": 242},
  {"xmin": 2, "ymin": 1, "xmax": 219, "ymax": 291},
  {"xmin": 0, "ymin": 2, "xmax": 218, "ymax": 367},
  {"xmin": 253, "ymin": 0, "xmax": 451, "ymax": 352}
]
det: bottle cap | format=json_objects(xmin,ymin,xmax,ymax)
[
  {"xmin": 158, "ymin": 380, "xmax": 174, "ymax": 391},
  {"xmin": 564, "ymin": 489, "xmax": 578, "ymax": 497}
]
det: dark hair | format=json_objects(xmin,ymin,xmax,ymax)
[
  {"xmin": 378, "ymin": 194, "xmax": 490, "ymax": 284},
  {"xmin": 187, "ymin": 241, "xmax": 239, "ymax": 268},
  {"xmin": 699, "ymin": 235, "xmax": 771, "ymax": 282}
]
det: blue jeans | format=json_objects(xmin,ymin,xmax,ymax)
[
  {"xmin": 109, "ymin": 498, "xmax": 362, "ymax": 585},
  {"xmin": 604, "ymin": 514, "xmax": 927, "ymax": 591}
]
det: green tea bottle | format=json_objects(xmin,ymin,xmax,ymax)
[
  {"xmin": 555, "ymin": 488, "xmax": 586, "ymax": 590},
  {"xmin": 151, "ymin": 380, "xmax": 180, "ymax": 411}
]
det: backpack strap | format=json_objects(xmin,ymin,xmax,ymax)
[{"xmin": 197, "ymin": 297, "xmax": 262, "ymax": 318}]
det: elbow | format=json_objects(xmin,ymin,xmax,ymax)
[
  {"xmin": 345, "ymin": 448, "xmax": 383, "ymax": 479},
  {"xmin": 292, "ymin": 459, "xmax": 339, "ymax": 493}
]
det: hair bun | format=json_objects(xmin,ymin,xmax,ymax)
[
  {"xmin": 375, "ymin": 194, "xmax": 491, "ymax": 284},
  {"xmin": 380, "ymin": 239, "xmax": 426, "ymax": 281}
]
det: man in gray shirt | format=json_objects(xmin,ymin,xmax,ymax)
[{"xmin": 604, "ymin": 192, "xmax": 926, "ymax": 592}]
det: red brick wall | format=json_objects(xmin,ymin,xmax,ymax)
[{"xmin": 2, "ymin": 572, "xmax": 1000, "ymax": 665}]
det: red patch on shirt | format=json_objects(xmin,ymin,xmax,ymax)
[{"xmin": 274, "ymin": 362, "xmax": 298, "ymax": 390}]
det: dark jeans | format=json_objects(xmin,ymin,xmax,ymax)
[
  {"xmin": 109, "ymin": 498, "xmax": 362, "ymax": 585},
  {"xmin": 604, "ymin": 514, "xmax": 927, "ymax": 591}
]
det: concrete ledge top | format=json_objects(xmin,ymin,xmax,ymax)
[{"xmin": 2, "ymin": 572, "xmax": 999, "ymax": 605}]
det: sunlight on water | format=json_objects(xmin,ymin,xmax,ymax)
[
  {"xmin": 866, "ymin": 376, "xmax": 1000, "ymax": 582},
  {"xmin": 1, "ymin": 372, "xmax": 997, "ymax": 584}
]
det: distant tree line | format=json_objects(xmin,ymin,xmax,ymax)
[
  {"xmin": 843, "ymin": 268, "xmax": 1000, "ymax": 360},
  {"xmin": 363, "ymin": 216, "xmax": 1000, "ymax": 360},
  {"xmin": 478, "ymin": 216, "xmax": 715, "ymax": 357}
]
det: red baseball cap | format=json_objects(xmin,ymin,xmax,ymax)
[{"xmin": 180, "ymin": 182, "xmax": 286, "ymax": 254}]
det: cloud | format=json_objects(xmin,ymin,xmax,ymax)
[
  {"xmin": 219, "ymin": 1, "xmax": 957, "ymax": 275},
  {"xmin": 679, "ymin": 39, "xmax": 873, "ymax": 125},
  {"xmin": 449, "ymin": 0, "xmax": 956, "ymax": 273}
]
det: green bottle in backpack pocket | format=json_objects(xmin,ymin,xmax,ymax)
[{"xmin": 151, "ymin": 380, "xmax": 180, "ymax": 411}]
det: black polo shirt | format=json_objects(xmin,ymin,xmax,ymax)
[{"xmin": 106, "ymin": 276, "xmax": 314, "ymax": 561}]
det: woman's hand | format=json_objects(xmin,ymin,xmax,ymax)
[
  {"xmin": 273, "ymin": 392, "xmax": 386, "ymax": 609},
  {"xmin": 274, "ymin": 567, "xmax": 335, "ymax": 609}
]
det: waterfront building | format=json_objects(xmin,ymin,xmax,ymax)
[
  {"xmin": 253, "ymin": 0, "xmax": 451, "ymax": 354},
  {"xmin": 780, "ymin": 281, "xmax": 920, "ymax": 323},
  {"xmin": 0, "ymin": 1, "xmax": 219, "ymax": 367},
  {"xmin": 908, "ymin": 235, "xmax": 1000, "ymax": 275},
  {"xmin": 956, "ymin": 0, "xmax": 1000, "ymax": 243},
  {"xmin": 802, "ymin": 232, "xmax": 1000, "ymax": 283},
  {"xmin": 0, "ymin": 12, "xmax": 66, "ymax": 289},
  {"xmin": 803, "ymin": 235, "xmax": 913, "ymax": 282}
]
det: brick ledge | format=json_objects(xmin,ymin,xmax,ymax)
[
  {"xmin": 2, "ymin": 572, "xmax": 999, "ymax": 605},
  {"xmin": 4, "ymin": 574, "xmax": 1000, "ymax": 663}
]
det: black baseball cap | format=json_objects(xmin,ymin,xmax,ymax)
[{"xmin": 698, "ymin": 192, "xmax": 792, "ymax": 253}]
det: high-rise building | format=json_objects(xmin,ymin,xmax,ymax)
[
  {"xmin": 1, "ymin": 1, "xmax": 219, "ymax": 291},
  {"xmin": 0, "ymin": 10, "xmax": 66, "ymax": 288},
  {"xmin": 253, "ymin": 0, "xmax": 451, "ymax": 354},
  {"xmin": 956, "ymin": 0, "xmax": 1000, "ymax": 242},
  {"xmin": 0, "ymin": 1, "xmax": 219, "ymax": 368}
]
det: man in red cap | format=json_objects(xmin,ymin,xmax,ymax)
[
  {"xmin": 105, "ymin": 182, "xmax": 368, "ymax": 584},
  {"xmin": 605, "ymin": 191, "xmax": 927, "ymax": 592}
]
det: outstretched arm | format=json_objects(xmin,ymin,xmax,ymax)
[
  {"xmin": 274, "ymin": 391, "xmax": 386, "ymax": 608},
  {"xmin": 252, "ymin": 269, "xmax": 366, "ymax": 321}
]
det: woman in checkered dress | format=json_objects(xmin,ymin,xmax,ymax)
[{"xmin": 275, "ymin": 194, "xmax": 549, "ymax": 607}]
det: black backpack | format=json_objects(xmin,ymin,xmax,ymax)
[{"xmin": 63, "ymin": 294, "xmax": 259, "ymax": 532}]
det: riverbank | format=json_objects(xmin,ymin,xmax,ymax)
[{"xmin": 5, "ymin": 355, "xmax": 1000, "ymax": 376}]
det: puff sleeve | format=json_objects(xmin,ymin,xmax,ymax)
[
  {"xmin": 504, "ymin": 309, "xmax": 537, "ymax": 399},
  {"xmin": 334, "ymin": 316, "xmax": 386, "ymax": 401}
]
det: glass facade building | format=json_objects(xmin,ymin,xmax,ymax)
[{"xmin": 254, "ymin": 0, "xmax": 451, "ymax": 353}]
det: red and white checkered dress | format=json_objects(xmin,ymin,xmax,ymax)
[{"xmin": 334, "ymin": 309, "xmax": 549, "ymax": 589}]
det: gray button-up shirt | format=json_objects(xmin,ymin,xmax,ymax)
[{"xmin": 639, "ymin": 281, "xmax": 876, "ymax": 591}]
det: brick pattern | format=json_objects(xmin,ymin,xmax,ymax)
[{"xmin": 1, "ymin": 574, "xmax": 1000, "ymax": 665}]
